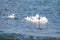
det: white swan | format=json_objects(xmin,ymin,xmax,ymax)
[
  {"xmin": 25, "ymin": 14, "xmax": 48, "ymax": 25},
  {"xmin": 8, "ymin": 14, "xmax": 15, "ymax": 19}
]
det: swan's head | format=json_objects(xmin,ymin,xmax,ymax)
[
  {"xmin": 35, "ymin": 14, "xmax": 39, "ymax": 18},
  {"xmin": 12, "ymin": 14, "xmax": 15, "ymax": 15}
]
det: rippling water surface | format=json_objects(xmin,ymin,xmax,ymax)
[{"xmin": 0, "ymin": 0, "xmax": 60, "ymax": 39}]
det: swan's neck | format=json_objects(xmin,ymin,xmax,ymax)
[{"xmin": 12, "ymin": 14, "xmax": 15, "ymax": 16}]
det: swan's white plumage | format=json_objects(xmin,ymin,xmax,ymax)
[
  {"xmin": 25, "ymin": 14, "xmax": 48, "ymax": 25},
  {"xmin": 8, "ymin": 14, "xmax": 15, "ymax": 19},
  {"xmin": 35, "ymin": 14, "xmax": 39, "ymax": 18},
  {"xmin": 31, "ymin": 14, "xmax": 39, "ymax": 19},
  {"xmin": 25, "ymin": 16, "xmax": 31, "ymax": 21},
  {"xmin": 39, "ymin": 17, "xmax": 48, "ymax": 24},
  {"xmin": 30, "ymin": 18, "xmax": 39, "ymax": 23}
]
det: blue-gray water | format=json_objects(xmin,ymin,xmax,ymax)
[{"xmin": 0, "ymin": 0, "xmax": 60, "ymax": 40}]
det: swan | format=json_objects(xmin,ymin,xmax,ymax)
[
  {"xmin": 8, "ymin": 14, "xmax": 15, "ymax": 19},
  {"xmin": 25, "ymin": 14, "xmax": 48, "ymax": 25}
]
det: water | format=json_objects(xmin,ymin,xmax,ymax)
[{"xmin": 0, "ymin": 0, "xmax": 60, "ymax": 40}]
